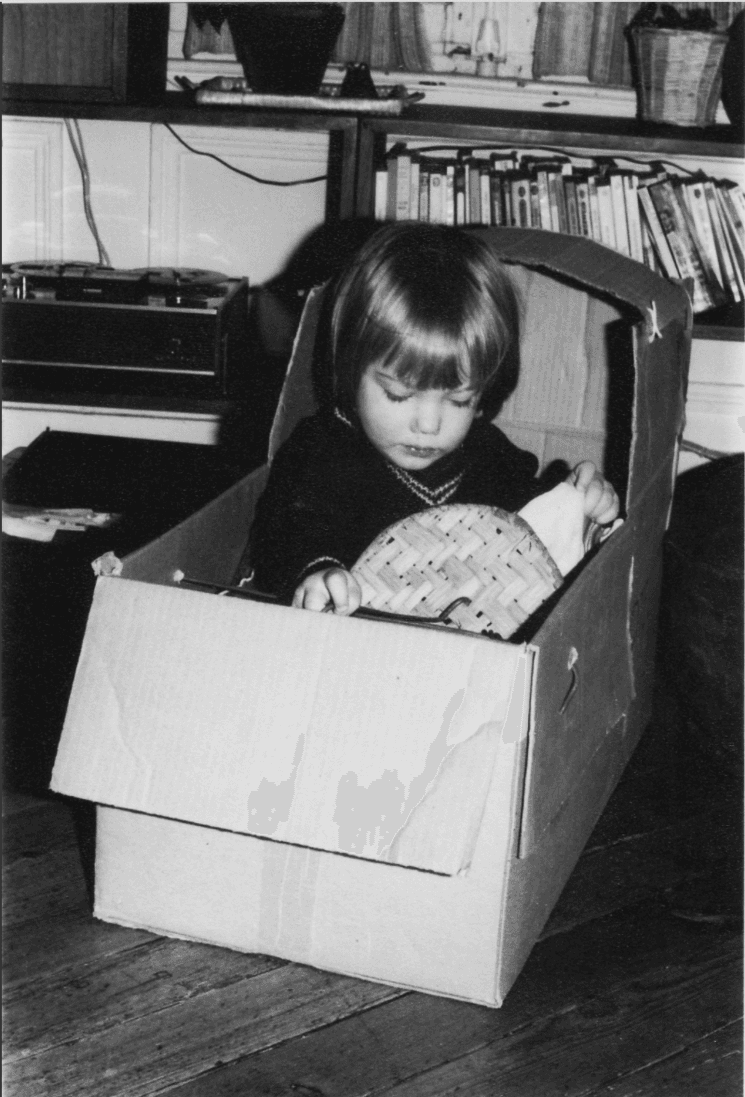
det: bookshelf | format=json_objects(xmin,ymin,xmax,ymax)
[
  {"xmin": 357, "ymin": 107, "xmax": 744, "ymax": 211},
  {"xmin": 356, "ymin": 105, "xmax": 745, "ymax": 339}
]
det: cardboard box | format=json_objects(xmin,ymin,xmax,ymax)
[{"xmin": 51, "ymin": 229, "xmax": 691, "ymax": 1007}]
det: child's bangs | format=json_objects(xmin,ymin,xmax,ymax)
[{"xmin": 381, "ymin": 326, "xmax": 481, "ymax": 393}]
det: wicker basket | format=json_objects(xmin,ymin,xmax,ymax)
[
  {"xmin": 628, "ymin": 25, "xmax": 728, "ymax": 127},
  {"xmin": 352, "ymin": 504, "xmax": 563, "ymax": 640}
]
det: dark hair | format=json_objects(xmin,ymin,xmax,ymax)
[{"xmin": 330, "ymin": 223, "xmax": 521, "ymax": 415}]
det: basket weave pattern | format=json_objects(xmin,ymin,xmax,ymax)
[
  {"xmin": 352, "ymin": 504, "xmax": 563, "ymax": 639},
  {"xmin": 629, "ymin": 26, "xmax": 728, "ymax": 126}
]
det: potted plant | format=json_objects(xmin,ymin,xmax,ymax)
[{"xmin": 626, "ymin": 4, "xmax": 729, "ymax": 127}]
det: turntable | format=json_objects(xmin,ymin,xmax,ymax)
[{"xmin": 2, "ymin": 263, "xmax": 250, "ymax": 400}]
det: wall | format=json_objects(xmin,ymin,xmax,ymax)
[{"xmin": 1, "ymin": 117, "xmax": 328, "ymax": 282}]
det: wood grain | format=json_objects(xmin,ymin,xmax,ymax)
[
  {"xmin": 2, "ymin": 4, "xmax": 116, "ymax": 88},
  {"xmin": 3, "ymin": 711, "xmax": 741, "ymax": 1097},
  {"xmin": 159, "ymin": 910, "xmax": 741, "ymax": 1097}
]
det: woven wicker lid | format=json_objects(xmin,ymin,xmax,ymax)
[{"xmin": 352, "ymin": 504, "xmax": 563, "ymax": 639}]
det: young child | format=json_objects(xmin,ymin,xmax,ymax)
[{"xmin": 250, "ymin": 222, "xmax": 619, "ymax": 614}]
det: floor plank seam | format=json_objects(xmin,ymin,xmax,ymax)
[
  {"xmin": 2, "ymin": 968, "xmax": 406, "ymax": 1073},
  {"xmin": 582, "ymin": 811, "xmax": 719, "ymax": 857},
  {"xmin": 366, "ymin": 932, "xmax": 743, "ymax": 1096},
  {"xmin": 2, "ymin": 959, "xmax": 296, "ymax": 1066},
  {"xmin": 579, "ymin": 1016, "xmax": 745, "ymax": 1096},
  {"xmin": 364, "ymin": 1005, "xmax": 582, "ymax": 1096},
  {"xmin": 539, "ymin": 899, "xmax": 663, "ymax": 943},
  {"xmin": 242, "ymin": 985, "xmax": 411, "ymax": 1061}
]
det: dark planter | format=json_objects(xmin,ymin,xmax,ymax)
[
  {"xmin": 721, "ymin": 12, "xmax": 744, "ymax": 134},
  {"xmin": 226, "ymin": 3, "xmax": 345, "ymax": 95}
]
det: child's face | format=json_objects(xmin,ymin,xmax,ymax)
[{"xmin": 356, "ymin": 365, "xmax": 479, "ymax": 471}]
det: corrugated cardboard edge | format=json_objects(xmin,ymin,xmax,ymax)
[
  {"xmin": 495, "ymin": 709, "xmax": 633, "ymax": 1006},
  {"xmin": 119, "ymin": 466, "xmax": 268, "ymax": 586},
  {"xmin": 268, "ymin": 285, "xmax": 325, "ymax": 462}
]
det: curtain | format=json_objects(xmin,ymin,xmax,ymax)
[
  {"xmin": 183, "ymin": 2, "xmax": 430, "ymax": 71},
  {"xmin": 332, "ymin": 2, "xmax": 430, "ymax": 72},
  {"xmin": 183, "ymin": 5, "xmax": 234, "ymax": 59}
]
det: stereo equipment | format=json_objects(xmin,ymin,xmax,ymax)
[{"xmin": 2, "ymin": 263, "xmax": 250, "ymax": 400}]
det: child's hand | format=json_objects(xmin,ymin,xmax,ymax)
[
  {"xmin": 568, "ymin": 461, "xmax": 620, "ymax": 525},
  {"xmin": 292, "ymin": 567, "xmax": 362, "ymax": 615}
]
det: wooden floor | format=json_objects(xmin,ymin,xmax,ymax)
[{"xmin": 3, "ymin": 705, "xmax": 742, "ymax": 1097}]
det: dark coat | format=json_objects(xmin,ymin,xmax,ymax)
[{"xmin": 249, "ymin": 408, "xmax": 547, "ymax": 600}]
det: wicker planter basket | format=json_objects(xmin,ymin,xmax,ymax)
[
  {"xmin": 628, "ymin": 25, "xmax": 728, "ymax": 126},
  {"xmin": 352, "ymin": 504, "xmax": 563, "ymax": 640}
]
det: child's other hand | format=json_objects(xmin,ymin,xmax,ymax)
[
  {"xmin": 293, "ymin": 567, "xmax": 362, "ymax": 615},
  {"xmin": 569, "ymin": 461, "xmax": 620, "ymax": 525}
]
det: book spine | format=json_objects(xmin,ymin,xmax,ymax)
[
  {"xmin": 724, "ymin": 181, "xmax": 745, "ymax": 226},
  {"xmin": 595, "ymin": 180, "xmax": 617, "ymax": 250},
  {"xmin": 587, "ymin": 176, "xmax": 602, "ymax": 242},
  {"xmin": 719, "ymin": 186, "xmax": 745, "ymax": 271},
  {"xmin": 395, "ymin": 150, "xmax": 412, "ymax": 220},
  {"xmin": 609, "ymin": 173, "xmax": 630, "ymax": 256},
  {"xmin": 550, "ymin": 171, "xmax": 568, "ymax": 234},
  {"xmin": 715, "ymin": 188, "xmax": 745, "ymax": 290},
  {"xmin": 386, "ymin": 155, "xmax": 398, "ymax": 222},
  {"xmin": 649, "ymin": 181, "xmax": 715, "ymax": 312},
  {"xmin": 466, "ymin": 160, "xmax": 479, "ymax": 224},
  {"xmin": 683, "ymin": 179, "xmax": 724, "ymax": 292},
  {"xmin": 575, "ymin": 180, "xmax": 592, "ymax": 238},
  {"xmin": 511, "ymin": 175, "xmax": 531, "ymax": 228},
  {"xmin": 637, "ymin": 185, "xmax": 680, "ymax": 279},
  {"xmin": 445, "ymin": 164, "xmax": 456, "ymax": 226},
  {"xmin": 668, "ymin": 182, "xmax": 721, "ymax": 309},
  {"xmin": 528, "ymin": 177, "xmax": 540, "ymax": 229},
  {"xmin": 429, "ymin": 165, "xmax": 444, "ymax": 225},
  {"xmin": 536, "ymin": 170, "xmax": 552, "ymax": 230},
  {"xmin": 623, "ymin": 175, "xmax": 644, "ymax": 263},
  {"xmin": 564, "ymin": 178, "xmax": 580, "ymax": 235},
  {"xmin": 546, "ymin": 171, "xmax": 561, "ymax": 232},
  {"xmin": 418, "ymin": 163, "xmax": 430, "ymax": 222},
  {"xmin": 409, "ymin": 157, "xmax": 420, "ymax": 223},
  {"xmin": 704, "ymin": 180, "xmax": 740, "ymax": 300},
  {"xmin": 640, "ymin": 221, "xmax": 659, "ymax": 272},
  {"xmin": 480, "ymin": 165, "xmax": 492, "ymax": 225},
  {"xmin": 455, "ymin": 162, "xmax": 466, "ymax": 225},
  {"xmin": 374, "ymin": 168, "xmax": 388, "ymax": 222},
  {"xmin": 490, "ymin": 169, "xmax": 504, "ymax": 226},
  {"xmin": 502, "ymin": 175, "xmax": 513, "ymax": 227}
]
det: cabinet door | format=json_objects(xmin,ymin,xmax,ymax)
[{"xmin": 2, "ymin": 3, "xmax": 167, "ymax": 105}]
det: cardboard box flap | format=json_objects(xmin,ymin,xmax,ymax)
[
  {"xmin": 268, "ymin": 285, "xmax": 325, "ymax": 463},
  {"xmin": 51, "ymin": 578, "xmax": 530, "ymax": 877},
  {"xmin": 470, "ymin": 227, "xmax": 689, "ymax": 334}
]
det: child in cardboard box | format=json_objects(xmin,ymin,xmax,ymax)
[{"xmin": 249, "ymin": 223, "xmax": 619, "ymax": 614}]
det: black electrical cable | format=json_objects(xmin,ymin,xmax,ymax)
[
  {"xmin": 64, "ymin": 118, "xmax": 112, "ymax": 267},
  {"xmin": 162, "ymin": 123, "xmax": 328, "ymax": 185},
  {"xmin": 407, "ymin": 143, "xmax": 697, "ymax": 174}
]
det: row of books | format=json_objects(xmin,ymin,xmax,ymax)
[{"xmin": 374, "ymin": 145, "xmax": 745, "ymax": 315}]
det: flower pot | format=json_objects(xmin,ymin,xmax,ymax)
[
  {"xmin": 627, "ymin": 25, "xmax": 728, "ymax": 126},
  {"xmin": 226, "ymin": 3, "xmax": 345, "ymax": 96}
]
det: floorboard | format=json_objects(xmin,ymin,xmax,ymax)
[
  {"xmin": 160, "ymin": 909, "xmax": 741, "ymax": 1097},
  {"xmin": 3, "ymin": 712, "xmax": 742, "ymax": 1097}
]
